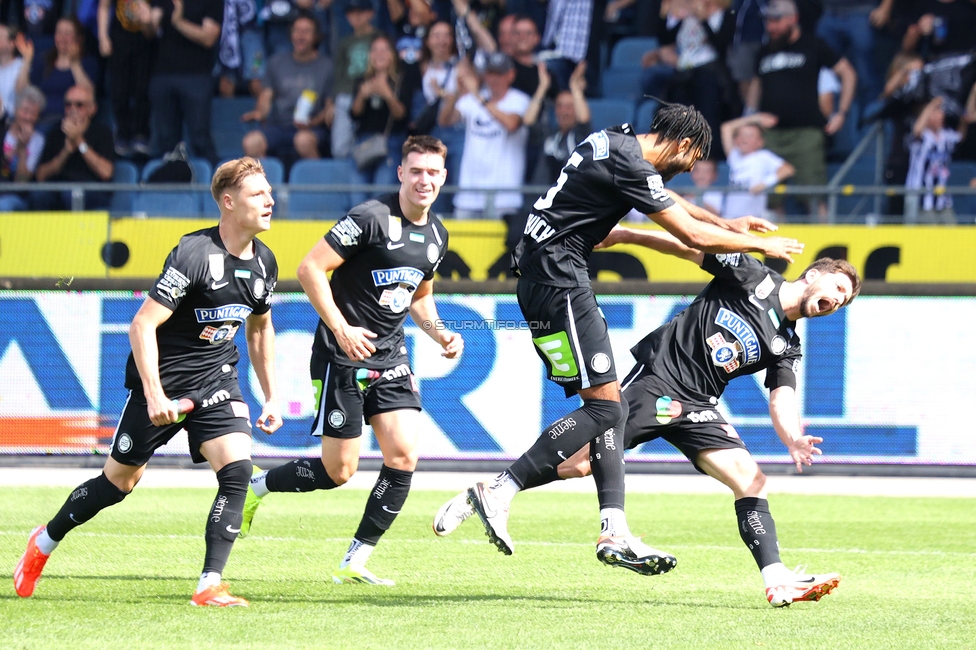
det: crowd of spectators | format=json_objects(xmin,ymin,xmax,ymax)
[{"xmin": 0, "ymin": 0, "xmax": 974, "ymax": 222}]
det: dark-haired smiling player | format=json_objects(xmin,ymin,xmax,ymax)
[
  {"xmin": 15, "ymin": 157, "xmax": 282, "ymax": 607},
  {"xmin": 449, "ymin": 102, "xmax": 805, "ymax": 575},
  {"xmin": 242, "ymin": 135, "xmax": 462, "ymax": 586}
]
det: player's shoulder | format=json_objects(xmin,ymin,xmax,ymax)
[
  {"xmin": 349, "ymin": 193, "xmax": 396, "ymax": 222},
  {"xmin": 251, "ymin": 236, "xmax": 278, "ymax": 266},
  {"xmin": 174, "ymin": 226, "xmax": 221, "ymax": 256},
  {"xmin": 426, "ymin": 212, "xmax": 449, "ymax": 243}
]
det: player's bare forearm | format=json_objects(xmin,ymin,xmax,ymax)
[
  {"xmin": 652, "ymin": 205, "xmax": 803, "ymax": 261},
  {"xmin": 665, "ymin": 190, "xmax": 727, "ymax": 228},
  {"xmin": 128, "ymin": 297, "xmax": 174, "ymax": 400},
  {"xmin": 597, "ymin": 226, "xmax": 703, "ymax": 263},
  {"xmin": 297, "ymin": 244, "xmax": 349, "ymax": 334},
  {"xmin": 768, "ymin": 386, "xmax": 802, "ymax": 449},
  {"xmin": 409, "ymin": 282, "xmax": 442, "ymax": 343},
  {"xmin": 245, "ymin": 312, "xmax": 278, "ymax": 404}
]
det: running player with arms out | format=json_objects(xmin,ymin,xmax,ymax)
[
  {"xmin": 14, "ymin": 158, "xmax": 282, "ymax": 607},
  {"xmin": 439, "ymin": 226, "xmax": 858, "ymax": 606},
  {"xmin": 452, "ymin": 102, "xmax": 805, "ymax": 574},
  {"xmin": 241, "ymin": 135, "xmax": 462, "ymax": 586}
]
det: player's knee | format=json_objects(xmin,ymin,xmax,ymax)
[
  {"xmin": 384, "ymin": 450, "xmax": 418, "ymax": 472},
  {"xmin": 583, "ymin": 398, "xmax": 623, "ymax": 431},
  {"xmin": 216, "ymin": 459, "xmax": 252, "ymax": 494},
  {"xmin": 326, "ymin": 458, "xmax": 358, "ymax": 486},
  {"xmin": 559, "ymin": 456, "xmax": 591, "ymax": 479}
]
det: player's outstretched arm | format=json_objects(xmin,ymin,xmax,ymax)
[
  {"xmin": 666, "ymin": 189, "xmax": 778, "ymax": 234},
  {"xmin": 297, "ymin": 238, "xmax": 377, "ymax": 362},
  {"xmin": 596, "ymin": 225, "xmax": 704, "ymax": 264},
  {"xmin": 409, "ymin": 279, "xmax": 463, "ymax": 359},
  {"xmin": 245, "ymin": 310, "xmax": 282, "ymax": 435},
  {"xmin": 129, "ymin": 297, "xmax": 180, "ymax": 427},
  {"xmin": 650, "ymin": 203, "xmax": 803, "ymax": 262},
  {"xmin": 769, "ymin": 386, "xmax": 823, "ymax": 473}
]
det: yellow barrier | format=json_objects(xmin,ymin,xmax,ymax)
[{"xmin": 2, "ymin": 212, "xmax": 976, "ymax": 282}]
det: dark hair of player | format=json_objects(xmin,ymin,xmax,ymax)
[
  {"xmin": 648, "ymin": 101, "xmax": 712, "ymax": 162},
  {"xmin": 401, "ymin": 135, "xmax": 448, "ymax": 163},
  {"xmin": 211, "ymin": 157, "xmax": 266, "ymax": 203},
  {"xmin": 799, "ymin": 258, "xmax": 862, "ymax": 302}
]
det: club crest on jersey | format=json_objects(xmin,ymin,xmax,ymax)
[
  {"xmin": 770, "ymin": 335, "xmax": 787, "ymax": 355},
  {"xmin": 331, "ymin": 216, "xmax": 362, "ymax": 247},
  {"xmin": 371, "ymin": 267, "xmax": 424, "ymax": 288},
  {"xmin": 715, "ymin": 308, "xmax": 761, "ymax": 366},
  {"xmin": 426, "ymin": 243, "xmax": 439, "ymax": 263},
  {"xmin": 209, "ymin": 254, "xmax": 224, "ymax": 281},
  {"xmin": 156, "ymin": 266, "xmax": 190, "ymax": 302},
  {"xmin": 194, "ymin": 304, "xmax": 254, "ymax": 323},
  {"xmin": 253, "ymin": 278, "xmax": 265, "ymax": 298},
  {"xmin": 389, "ymin": 215, "xmax": 402, "ymax": 241}
]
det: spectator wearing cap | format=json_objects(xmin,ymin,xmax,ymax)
[
  {"xmin": 745, "ymin": 0, "xmax": 856, "ymax": 221},
  {"xmin": 331, "ymin": 0, "xmax": 378, "ymax": 158},
  {"xmin": 438, "ymin": 51, "xmax": 530, "ymax": 219}
]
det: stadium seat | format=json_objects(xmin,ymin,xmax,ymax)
[
  {"xmin": 287, "ymin": 158, "xmax": 353, "ymax": 218},
  {"xmin": 109, "ymin": 160, "xmax": 140, "ymax": 213},
  {"xmin": 217, "ymin": 156, "xmax": 285, "ymax": 185},
  {"xmin": 610, "ymin": 37, "xmax": 658, "ymax": 69},
  {"xmin": 950, "ymin": 161, "xmax": 976, "ymax": 218},
  {"xmin": 211, "ymin": 97, "xmax": 256, "ymax": 159},
  {"xmin": 634, "ymin": 99, "xmax": 658, "ymax": 133},
  {"xmin": 600, "ymin": 68, "xmax": 645, "ymax": 102},
  {"xmin": 587, "ymin": 98, "xmax": 635, "ymax": 131},
  {"xmin": 132, "ymin": 191, "xmax": 200, "ymax": 217}
]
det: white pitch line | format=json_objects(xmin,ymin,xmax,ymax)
[{"xmin": 1, "ymin": 529, "xmax": 972, "ymax": 558}]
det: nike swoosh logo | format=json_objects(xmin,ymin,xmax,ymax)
[
  {"xmin": 211, "ymin": 281, "xmax": 229, "ymax": 290},
  {"xmin": 748, "ymin": 295, "xmax": 764, "ymax": 309},
  {"xmin": 382, "ymin": 506, "xmax": 401, "ymax": 514},
  {"xmin": 557, "ymin": 451, "xmax": 567, "ymax": 460},
  {"xmin": 226, "ymin": 525, "xmax": 241, "ymax": 534},
  {"xmin": 69, "ymin": 513, "xmax": 79, "ymax": 523},
  {"xmin": 387, "ymin": 242, "xmax": 405, "ymax": 250}
]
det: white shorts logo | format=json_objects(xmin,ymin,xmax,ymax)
[
  {"xmin": 328, "ymin": 409, "xmax": 346, "ymax": 428},
  {"xmin": 117, "ymin": 433, "xmax": 132, "ymax": 454},
  {"xmin": 591, "ymin": 353, "xmax": 612, "ymax": 374}
]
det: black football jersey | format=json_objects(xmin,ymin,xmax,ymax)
[
  {"xmin": 314, "ymin": 193, "xmax": 449, "ymax": 369},
  {"xmin": 630, "ymin": 253, "xmax": 802, "ymax": 403},
  {"xmin": 514, "ymin": 124, "xmax": 675, "ymax": 287},
  {"xmin": 126, "ymin": 227, "xmax": 278, "ymax": 394}
]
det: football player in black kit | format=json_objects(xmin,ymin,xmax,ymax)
[
  {"xmin": 242, "ymin": 136, "xmax": 462, "ymax": 586},
  {"xmin": 440, "ymin": 102, "xmax": 805, "ymax": 574},
  {"xmin": 15, "ymin": 158, "xmax": 283, "ymax": 607},
  {"xmin": 437, "ymin": 225, "xmax": 860, "ymax": 607}
]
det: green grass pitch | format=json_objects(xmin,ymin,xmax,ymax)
[{"xmin": 2, "ymin": 485, "xmax": 975, "ymax": 649}]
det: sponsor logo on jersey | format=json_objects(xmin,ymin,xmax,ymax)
[
  {"xmin": 426, "ymin": 242, "xmax": 439, "ymax": 263},
  {"xmin": 410, "ymin": 232, "xmax": 425, "ymax": 243},
  {"xmin": 201, "ymin": 389, "xmax": 231, "ymax": 408},
  {"xmin": 715, "ymin": 253, "xmax": 741, "ymax": 266},
  {"xmin": 194, "ymin": 304, "xmax": 254, "ymax": 323},
  {"xmin": 646, "ymin": 174, "xmax": 669, "ymax": 202},
  {"xmin": 330, "ymin": 216, "xmax": 363, "ymax": 247},
  {"xmin": 381, "ymin": 364, "xmax": 411, "ymax": 381},
  {"xmin": 379, "ymin": 287, "xmax": 413, "ymax": 313},
  {"xmin": 371, "ymin": 267, "xmax": 425, "ymax": 288},
  {"xmin": 755, "ymin": 274, "xmax": 774, "ymax": 300},
  {"xmin": 687, "ymin": 410, "xmax": 718, "ymax": 423},
  {"xmin": 389, "ymin": 215, "xmax": 402, "ymax": 242},
  {"xmin": 156, "ymin": 266, "xmax": 190, "ymax": 302},
  {"xmin": 770, "ymin": 335, "xmax": 787, "ymax": 355},
  {"xmin": 524, "ymin": 213, "xmax": 556, "ymax": 243},
  {"xmin": 199, "ymin": 323, "xmax": 240, "ymax": 344},
  {"xmin": 209, "ymin": 253, "xmax": 225, "ymax": 281},
  {"xmin": 655, "ymin": 395, "xmax": 682, "ymax": 424},
  {"xmin": 590, "ymin": 353, "xmax": 611, "ymax": 374},
  {"xmin": 328, "ymin": 409, "xmax": 346, "ymax": 428},
  {"xmin": 706, "ymin": 332, "xmax": 742, "ymax": 373},
  {"xmin": 583, "ymin": 130, "xmax": 610, "ymax": 160},
  {"xmin": 715, "ymin": 308, "xmax": 761, "ymax": 366}
]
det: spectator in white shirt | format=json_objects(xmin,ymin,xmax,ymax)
[
  {"xmin": 719, "ymin": 112, "xmax": 795, "ymax": 221},
  {"xmin": 0, "ymin": 24, "xmax": 24, "ymax": 123}
]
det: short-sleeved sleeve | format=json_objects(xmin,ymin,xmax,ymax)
[
  {"xmin": 613, "ymin": 152, "xmax": 675, "ymax": 215},
  {"xmin": 765, "ymin": 346, "xmax": 802, "ymax": 391},
  {"xmin": 424, "ymin": 224, "xmax": 449, "ymax": 280},
  {"xmin": 252, "ymin": 251, "xmax": 278, "ymax": 315},
  {"xmin": 701, "ymin": 251, "xmax": 766, "ymax": 284},
  {"xmin": 325, "ymin": 209, "xmax": 379, "ymax": 258},
  {"xmin": 149, "ymin": 244, "xmax": 198, "ymax": 309}
]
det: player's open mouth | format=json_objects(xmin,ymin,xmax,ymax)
[{"xmin": 818, "ymin": 298, "xmax": 830, "ymax": 312}]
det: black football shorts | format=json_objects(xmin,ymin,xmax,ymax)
[{"xmin": 309, "ymin": 355, "xmax": 422, "ymax": 439}]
